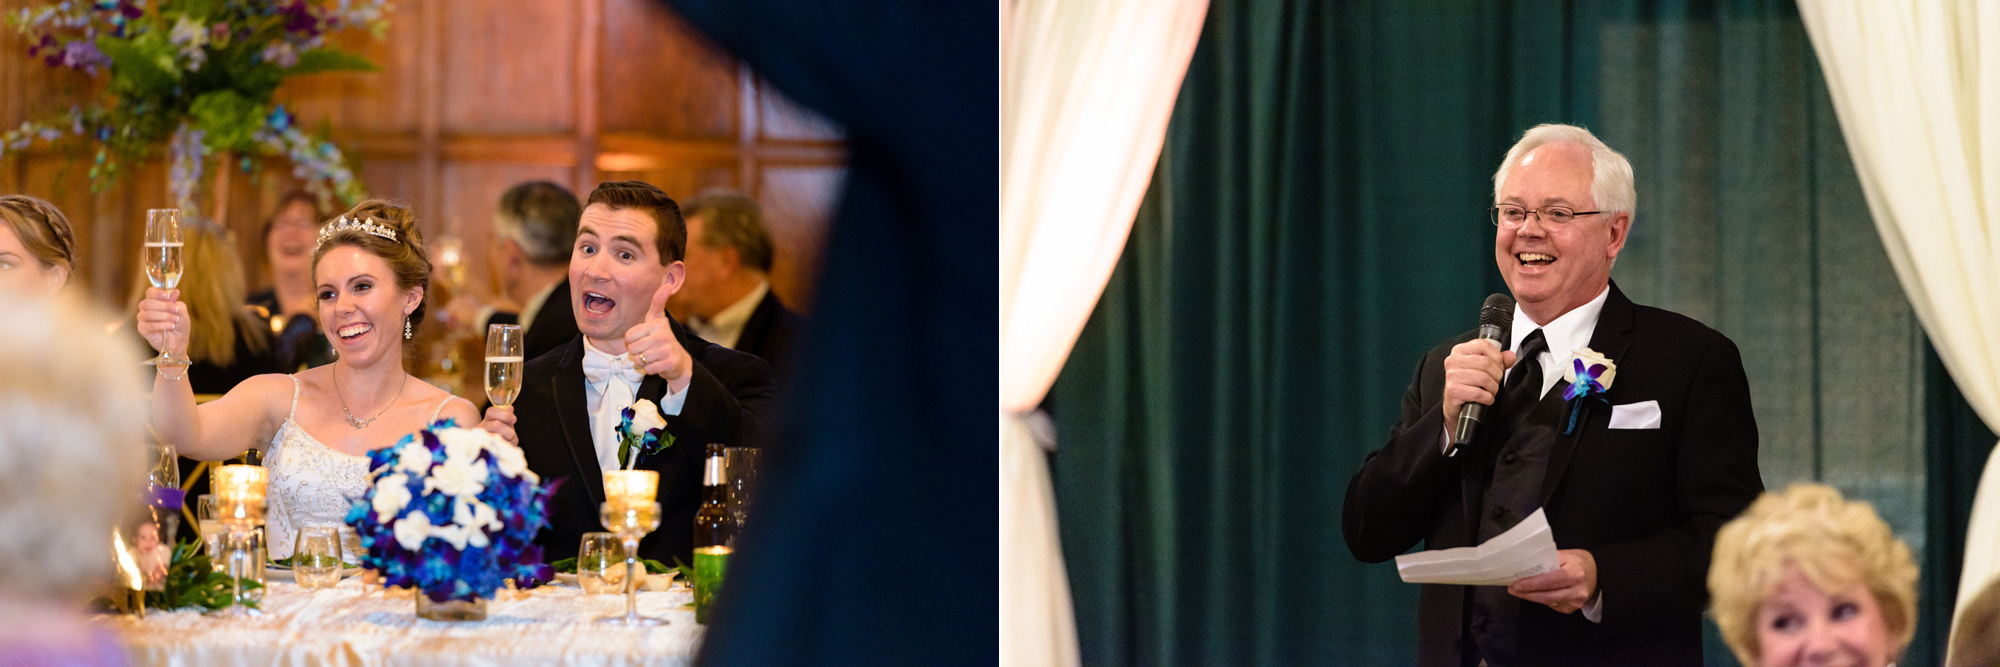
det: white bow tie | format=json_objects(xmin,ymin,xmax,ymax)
[{"xmin": 582, "ymin": 348, "xmax": 643, "ymax": 386}]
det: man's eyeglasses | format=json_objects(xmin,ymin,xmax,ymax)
[{"xmin": 1489, "ymin": 204, "xmax": 1602, "ymax": 228}]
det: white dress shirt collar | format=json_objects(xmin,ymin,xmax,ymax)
[
  {"xmin": 687, "ymin": 280, "xmax": 768, "ymax": 350},
  {"xmin": 1508, "ymin": 284, "xmax": 1611, "ymax": 400}
]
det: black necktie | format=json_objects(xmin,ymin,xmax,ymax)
[{"xmin": 1498, "ymin": 329, "xmax": 1548, "ymax": 431}]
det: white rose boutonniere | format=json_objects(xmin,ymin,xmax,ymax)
[{"xmin": 616, "ymin": 398, "xmax": 675, "ymax": 469}]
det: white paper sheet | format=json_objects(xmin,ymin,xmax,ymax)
[{"xmin": 1394, "ymin": 508, "xmax": 1560, "ymax": 586}]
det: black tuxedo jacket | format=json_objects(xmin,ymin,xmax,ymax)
[
  {"xmin": 513, "ymin": 319, "xmax": 778, "ymax": 566},
  {"xmin": 486, "ymin": 278, "xmax": 582, "ymax": 364},
  {"xmin": 735, "ymin": 290, "xmax": 804, "ymax": 376},
  {"xmin": 1342, "ymin": 283, "xmax": 1763, "ymax": 666}
]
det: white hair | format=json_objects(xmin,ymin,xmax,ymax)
[
  {"xmin": 1492, "ymin": 124, "xmax": 1636, "ymax": 219},
  {"xmin": 0, "ymin": 293, "xmax": 146, "ymax": 601}
]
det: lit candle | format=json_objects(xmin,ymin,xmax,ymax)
[
  {"xmin": 603, "ymin": 470, "xmax": 658, "ymax": 506},
  {"xmin": 213, "ymin": 464, "xmax": 268, "ymax": 525}
]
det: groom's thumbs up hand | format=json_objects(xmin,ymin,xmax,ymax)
[{"xmin": 624, "ymin": 280, "xmax": 692, "ymax": 392}]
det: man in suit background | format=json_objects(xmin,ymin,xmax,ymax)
[
  {"xmin": 469, "ymin": 181, "xmax": 583, "ymax": 363},
  {"xmin": 669, "ymin": 189, "xmax": 805, "ymax": 375},
  {"xmin": 480, "ymin": 180, "xmax": 777, "ymax": 566},
  {"xmin": 1342, "ymin": 124, "xmax": 1763, "ymax": 666}
]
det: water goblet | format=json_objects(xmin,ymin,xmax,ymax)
[
  {"xmin": 595, "ymin": 501, "xmax": 665, "ymax": 626},
  {"xmin": 577, "ymin": 532, "xmax": 621, "ymax": 594},
  {"xmin": 294, "ymin": 525, "xmax": 344, "ymax": 590}
]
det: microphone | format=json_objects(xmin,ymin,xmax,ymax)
[{"xmin": 1448, "ymin": 293, "xmax": 1515, "ymax": 458}]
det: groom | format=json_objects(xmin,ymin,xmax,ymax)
[{"xmin": 480, "ymin": 180, "xmax": 777, "ymax": 566}]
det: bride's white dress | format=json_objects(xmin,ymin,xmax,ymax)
[{"xmin": 265, "ymin": 375, "xmax": 453, "ymax": 560}]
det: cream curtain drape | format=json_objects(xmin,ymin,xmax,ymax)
[
  {"xmin": 1798, "ymin": 0, "xmax": 2000, "ymax": 656},
  {"xmin": 999, "ymin": 0, "xmax": 1207, "ymax": 665}
]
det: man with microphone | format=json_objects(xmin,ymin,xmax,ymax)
[{"xmin": 1342, "ymin": 124, "xmax": 1763, "ymax": 666}]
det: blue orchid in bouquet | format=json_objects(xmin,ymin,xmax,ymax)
[
  {"xmin": 345, "ymin": 420, "xmax": 559, "ymax": 603},
  {"xmin": 615, "ymin": 398, "xmax": 674, "ymax": 470}
]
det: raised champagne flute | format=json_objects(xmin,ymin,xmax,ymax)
[
  {"xmin": 485, "ymin": 324, "xmax": 524, "ymax": 408},
  {"xmin": 596, "ymin": 501, "xmax": 665, "ymax": 626},
  {"xmin": 142, "ymin": 209, "xmax": 189, "ymax": 366}
]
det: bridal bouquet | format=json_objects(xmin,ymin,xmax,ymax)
[{"xmin": 346, "ymin": 421, "xmax": 556, "ymax": 604}]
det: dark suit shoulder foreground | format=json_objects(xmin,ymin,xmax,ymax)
[
  {"xmin": 735, "ymin": 290, "xmax": 805, "ymax": 376},
  {"xmin": 512, "ymin": 322, "xmax": 778, "ymax": 566},
  {"xmin": 1340, "ymin": 283, "xmax": 1763, "ymax": 667}
]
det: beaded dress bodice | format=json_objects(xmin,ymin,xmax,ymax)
[{"xmin": 264, "ymin": 375, "xmax": 450, "ymax": 560}]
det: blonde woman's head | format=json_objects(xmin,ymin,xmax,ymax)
[
  {"xmin": 1710, "ymin": 483, "xmax": 1917, "ymax": 667},
  {"xmin": 0, "ymin": 292, "xmax": 147, "ymax": 601},
  {"xmin": 0, "ymin": 195, "xmax": 77, "ymax": 295}
]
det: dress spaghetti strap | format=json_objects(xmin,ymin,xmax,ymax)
[
  {"xmin": 287, "ymin": 374, "xmax": 302, "ymax": 422},
  {"xmin": 430, "ymin": 393, "xmax": 457, "ymax": 423}
]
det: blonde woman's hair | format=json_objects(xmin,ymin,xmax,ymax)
[
  {"xmin": 130, "ymin": 220, "xmax": 269, "ymax": 366},
  {"xmin": 0, "ymin": 292, "xmax": 146, "ymax": 601},
  {"xmin": 1709, "ymin": 483, "xmax": 1919, "ymax": 666}
]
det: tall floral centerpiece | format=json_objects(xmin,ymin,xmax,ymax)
[
  {"xmin": 3, "ymin": 0, "xmax": 388, "ymax": 212},
  {"xmin": 346, "ymin": 421, "xmax": 555, "ymax": 621}
]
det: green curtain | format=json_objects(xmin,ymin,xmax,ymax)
[{"xmin": 1051, "ymin": 1, "xmax": 1982, "ymax": 665}]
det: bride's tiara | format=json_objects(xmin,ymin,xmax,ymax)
[{"xmin": 316, "ymin": 215, "xmax": 398, "ymax": 249}]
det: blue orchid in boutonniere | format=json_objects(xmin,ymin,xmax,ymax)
[
  {"xmin": 616, "ymin": 398, "xmax": 676, "ymax": 469},
  {"xmin": 1560, "ymin": 348, "xmax": 1618, "ymax": 436}
]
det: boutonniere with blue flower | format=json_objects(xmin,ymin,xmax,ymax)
[
  {"xmin": 616, "ymin": 398, "xmax": 676, "ymax": 469},
  {"xmin": 1560, "ymin": 348, "xmax": 1618, "ymax": 435}
]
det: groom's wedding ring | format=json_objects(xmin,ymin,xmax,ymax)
[{"xmin": 637, "ymin": 353, "xmax": 648, "ymax": 366}]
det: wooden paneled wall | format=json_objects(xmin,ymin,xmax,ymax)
[{"xmin": 0, "ymin": 0, "xmax": 845, "ymax": 313}]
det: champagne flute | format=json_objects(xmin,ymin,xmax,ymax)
[
  {"xmin": 197, "ymin": 494, "xmax": 225, "ymax": 569},
  {"xmin": 142, "ymin": 209, "xmax": 189, "ymax": 366},
  {"xmin": 485, "ymin": 324, "xmax": 524, "ymax": 408}
]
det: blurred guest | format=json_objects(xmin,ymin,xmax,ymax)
[
  {"xmin": 1710, "ymin": 483, "xmax": 1918, "ymax": 667},
  {"xmin": 1951, "ymin": 575, "xmax": 2000, "ymax": 667},
  {"xmin": 479, "ymin": 180, "xmax": 582, "ymax": 362},
  {"xmin": 136, "ymin": 221, "xmax": 283, "ymax": 394},
  {"xmin": 0, "ymin": 292, "xmax": 145, "ymax": 666},
  {"xmin": 671, "ymin": 188, "xmax": 804, "ymax": 374},
  {"xmin": 0, "ymin": 194, "xmax": 78, "ymax": 295},
  {"xmin": 249, "ymin": 191, "xmax": 336, "ymax": 370}
]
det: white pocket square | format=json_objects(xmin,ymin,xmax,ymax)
[{"xmin": 1608, "ymin": 401, "xmax": 1662, "ymax": 430}]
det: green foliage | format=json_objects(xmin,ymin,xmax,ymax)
[
  {"xmin": 144, "ymin": 540, "xmax": 261, "ymax": 612},
  {"xmin": 287, "ymin": 48, "xmax": 378, "ymax": 76},
  {"xmin": 549, "ymin": 556, "xmax": 670, "ymax": 575},
  {"xmin": 190, "ymin": 90, "xmax": 264, "ymax": 153}
]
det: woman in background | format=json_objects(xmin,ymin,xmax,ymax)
[
  {"xmin": 1710, "ymin": 483, "xmax": 1919, "ymax": 667},
  {"xmin": 249, "ymin": 191, "xmax": 335, "ymax": 370},
  {"xmin": 135, "ymin": 220, "xmax": 282, "ymax": 395},
  {"xmin": 0, "ymin": 194, "xmax": 78, "ymax": 295},
  {"xmin": 0, "ymin": 293, "xmax": 144, "ymax": 667}
]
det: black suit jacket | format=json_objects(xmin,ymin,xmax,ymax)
[
  {"xmin": 514, "ymin": 319, "xmax": 777, "ymax": 566},
  {"xmin": 734, "ymin": 290, "xmax": 804, "ymax": 376},
  {"xmin": 1342, "ymin": 283, "xmax": 1763, "ymax": 667}
]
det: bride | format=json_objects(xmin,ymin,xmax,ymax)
[{"xmin": 140, "ymin": 199, "xmax": 477, "ymax": 559}]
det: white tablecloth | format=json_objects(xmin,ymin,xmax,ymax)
[{"xmin": 106, "ymin": 578, "xmax": 704, "ymax": 666}]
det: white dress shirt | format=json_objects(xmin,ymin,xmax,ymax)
[
  {"xmin": 517, "ymin": 280, "xmax": 561, "ymax": 339},
  {"xmin": 582, "ymin": 338, "xmax": 688, "ymax": 473},
  {"xmin": 686, "ymin": 280, "xmax": 768, "ymax": 350}
]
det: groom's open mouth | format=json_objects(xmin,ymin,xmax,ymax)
[
  {"xmin": 337, "ymin": 322, "xmax": 372, "ymax": 342},
  {"xmin": 582, "ymin": 291, "xmax": 616, "ymax": 315},
  {"xmin": 1516, "ymin": 252, "xmax": 1556, "ymax": 268}
]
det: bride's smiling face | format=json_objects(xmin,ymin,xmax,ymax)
[{"xmin": 315, "ymin": 245, "xmax": 421, "ymax": 366}]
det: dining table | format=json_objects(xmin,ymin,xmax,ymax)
[{"xmin": 104, "ymin": 577, "xmax": 704, "ymax": 666}]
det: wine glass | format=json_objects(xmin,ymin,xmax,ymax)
[
  {"xmin": 577, "ymin": 532, "xmax": 620, "ymax": 595},
  {"xmin": 145, "ymin": 444, "xmax": 183, "ymax": 551},
  {"xmin": 142, "ymin": 209, "xmax": 189, "ymax": 366},
  {"xmin": 294, "ymin": 525, "xmax": 344, "ymax": 590},
  {"xmin": 725, "ymin": 447, "xmax": 759, "ymax": 540},
  {"xmin": 485, "ymin": 324, "xmax": 524, "ymax": 408},
  {"xmin": 596, "ymin": 502, "xmax": 665, "ymax": 626},
  {"xmin": 197, "ymin": 494, "xmax": 225, "ymax": 568}
]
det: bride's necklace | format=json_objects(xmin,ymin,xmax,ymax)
[{"xmin": 333, "ymin": 364, "xmax": 408, "ymax": 429}]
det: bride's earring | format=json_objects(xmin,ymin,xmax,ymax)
[{"xmin": 404, "ymin": 316, "xmax": 413, "ymax": 340}]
